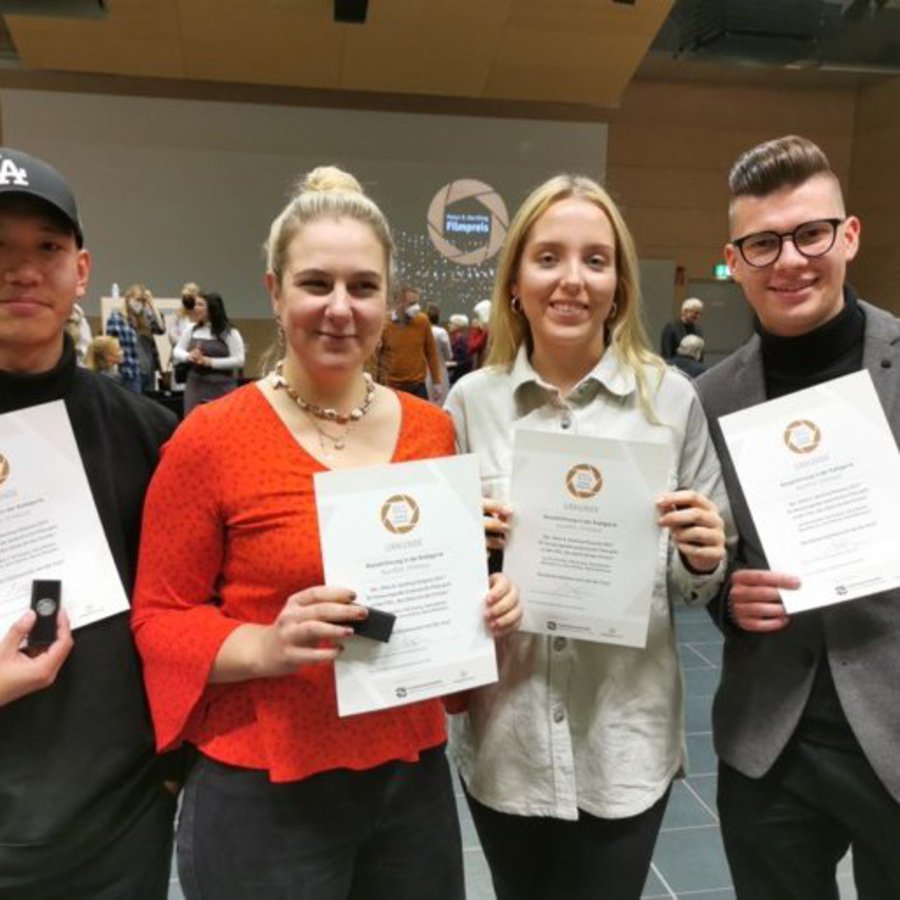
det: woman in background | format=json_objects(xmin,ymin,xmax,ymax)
[
  {"xmin": 132, "ymin": 166, "xmax": 520, "ymax": 900},
  {"xmin": 105, "ymin": 283, "xmax": 164, "ymax": 392},
  {"xmin": 167, "ymin": 281, "xmax": 200, "ymax": 391},
  {"xmin": 446, "ymin": 173, "xmax": 730, "ymax": 900},
  {"xmin": 85, "ymin": 334, "xmax": 124, "ymax": 382},
  {"xmin": 173, "ymin": 290, "xmax": 245, "ymax": 414},
  {"xmin": 447, "ymin": 314, "xmax": 472, "ymax": 385}
]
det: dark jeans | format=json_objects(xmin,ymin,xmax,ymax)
[
  {"xmin": 718, "ymin": 739, "xmax": 900, "ymax": 900},
  {"xmin": 464, "ymin": 781, "xmax": 671, "ymax": 900},
  {"xmin": 177, "ymin": 746, "xmax": 464, "ymax": 900},
  {"xmin": 9, "ymin": 787, "xmax": 175, "ymax": 900}
]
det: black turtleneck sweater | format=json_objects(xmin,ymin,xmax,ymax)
[
  {"xmin": 0, "ymin": 338, "xmax": 177, "ymax": 885},
  {"xmin": 756, "ymin": 285, "xmax": 865, "ymax": 752}
]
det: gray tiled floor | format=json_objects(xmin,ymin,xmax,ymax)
[{"xmin": 167, "ymin": 603, "xmax": 857, "ymax": 899}]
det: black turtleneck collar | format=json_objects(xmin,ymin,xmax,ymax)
[
  {"xmin": 755, "ymin": 285, "xmax": 865, "ymax": 400},
  {"xmin": 0, "ymin": 334, "xmax": 78, "ymax": 414}
]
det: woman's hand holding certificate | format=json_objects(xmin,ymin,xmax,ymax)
[
  {"xmin": 656, "ymin": 489, "xmax": 726, "ymax": 574},
  {"xmin": 210, "ymin": 586, "xmax": 368, "ymax": 682}
]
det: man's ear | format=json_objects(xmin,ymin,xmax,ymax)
[
  {"xmin": 75, "ymin": 249, "xmax": 91, "ymax": 298},
  {"xmin": 841, "ymin": 216, "xmax": 861, "ymax": 263},
  {"xmin": 724, "ymin": 243, "xmax": 741, "ymax": 283}
]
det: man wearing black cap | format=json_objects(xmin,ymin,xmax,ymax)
[{"xmin": 0, "ymin": 149, "xmax": 177, "ymax": 897}]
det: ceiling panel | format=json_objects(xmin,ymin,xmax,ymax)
[
  {"xmin": 178, "ymin": 0, "xmax": 345, "ymax": 88},
  {"xmin": 3, "ymin": 0, "xmax": 672, "ymax": 106},
  {"xmin": 8, "ymin": 0, "xmax": 184, "ymax": 78}
]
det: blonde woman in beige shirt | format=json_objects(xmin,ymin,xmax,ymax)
[{"xmin": 445, "ymin": 174, "xmax": 731, "ymax": 900}]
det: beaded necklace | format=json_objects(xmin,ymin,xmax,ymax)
[{"xmin": 270, "ymin": 361, "xmax": 376, "ymax": 456}]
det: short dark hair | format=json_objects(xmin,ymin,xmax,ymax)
[
  {"xmin": 728, "ymin": 135, "xmax": 834, "ymax": 198},
  {"xmin": 426, "ymin": 303, "xmax": 441, "ymax": 325}
]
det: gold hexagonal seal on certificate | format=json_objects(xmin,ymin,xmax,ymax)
[
  {"xmin": 565, "ymin": 463, "xmax": 603, "ymax": 499},
  {"xmin": 380, "ymin": 494, "xmax": 421, "ymax": 534},
  {"xmin": 783, "ymin": 419, "xmax": 821, "ymax": 454}
]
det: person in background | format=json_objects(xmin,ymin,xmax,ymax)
[
  {"xmin": 66, "ymin": 301, "xmax": 92, "ymax": 366},
  {"xmin": 105, "ymin": 283, "xmax": 164, "ymax": 392},
  {"xmin": 132, "ymin": 165, "xmax": 520, "ymax": 900},
  {"xmin": 128, "ymin": 283, "xmax": 165, "ymax": 390},
  {"xmin": 379, "ymin": 285, "xmax": 443, "ymax": 400},
  {"xmin": 0, "ymin": 147, "xmax": 177, "ymax": 899},
  {"xmin": 446, "ymin": 173, "xmax": 730, "ymax": 900},
  {"xmin": 671, "ymin": 333, "xmax": 706, "ymax": 378},
  {"xmin": 426, "ymin": 302, "xmax": 452, "ymax": 404},
  {"xmin": 167, "ymin": 281, "xmax": 200, "ymax": 391},
  {"xmin": 173, "ymin": 290, "xmax": 245, "ymax": 415},
  {"xmin": 697, "ymin": 134, "xmax": 900, "ymax": 900},
  {"xmin": 85, "ymin": 334, "xmax": 124, "ymax": 382},
  {"xmin": 660, "ymin": 296, "xmax": 704, "ymax": 360},
  {"xmin": 468, "ymin": 299, "xmax": 491, "ymax": 369},
  {"xmin": 447, "ymin": 313, "xmax": 472, "ymax": 385}
]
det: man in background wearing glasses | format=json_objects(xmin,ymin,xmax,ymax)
[{"xmin": 697, "ymin": 135, "xmax": 900, "ymax": 899}]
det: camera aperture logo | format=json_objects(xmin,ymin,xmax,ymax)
[
  {"xmin": 565, "ymin": 463, "xmax": 603, "ymax": 500},
  {"xmin": 427, "ymin": 179, "xmax": 508, "ymax": 266},
  {"xmin": 783, "ymin": 419, "xmax": 821, "ymax": 454},
  {"xmin": 380, "ymin": 494, "xmax": 420, "ymax": 535},
  {"xmin": 0, "ymin": 453, "xmax": 10, "ymax": 487}
]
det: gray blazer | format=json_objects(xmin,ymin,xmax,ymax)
[{"xmin": 696, "ymin": 299, "xmax": 900, "ymax": 801}]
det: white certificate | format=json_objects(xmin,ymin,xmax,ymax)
[
  {"xmin": 0, "ymin": 401, "xmax": 129, "ymax": 635},
  {"xmin": 504, "ymin": 429, "xmax": 673, "ymax": 647},
  {"xmin": 315, "ymin": 454, "xmax": 497, "ymax": 717},
  {"xmin": 719, "ymin": 371, "xmax": 900, "ymax": 614}
]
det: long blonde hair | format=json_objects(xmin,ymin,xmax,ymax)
[
  {"xmin": 486, "ymin": 173, "xmax": 664, "ymax": 419},
  {"xmin": 122, "ymin": 283, "xmax": 155, "ymax": 335}
]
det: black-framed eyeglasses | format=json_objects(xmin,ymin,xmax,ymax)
[{"xmin": 732, "ymin": 218, "xmax": 845, "ymax": 268}]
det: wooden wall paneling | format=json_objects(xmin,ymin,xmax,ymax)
[
  {"xmin": 848, "ymin": 77, "xmax": 900, "ymax": 313},
  {"xmin": 850, "ymin": 78, "xmax": 900, "ymax": 133},
  {"xmin": 604, "ymin": 79, "xmax": 859, "ymax": 303},
  {"xmin": 235, "ymin": 318, "xmax": 278, "ymax": 378}
]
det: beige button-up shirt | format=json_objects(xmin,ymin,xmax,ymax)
[{"xmin": 446, "ymin": 347, "xmax": 730, "ymax": 820}]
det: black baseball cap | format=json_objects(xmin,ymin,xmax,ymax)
[{"xmin": 0, "ymin": 148, "xmax": 83, "ymax": 247}]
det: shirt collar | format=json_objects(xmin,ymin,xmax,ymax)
[{"xmin": 509, "ymin": 343, "xmax": 636, "ymax": 407}]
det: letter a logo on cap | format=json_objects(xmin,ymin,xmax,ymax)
[{"xmin": 0, "ymin": 156, "xmax": 29, "ymax": 187}]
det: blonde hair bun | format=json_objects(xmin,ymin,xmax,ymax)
[{"xmin": 300, "ymin": 166, "xmax": 363, "ymax": 196}]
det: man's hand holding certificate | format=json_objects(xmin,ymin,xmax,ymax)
[
  {"xmin": 720, "ymin": 371, "xmax": 900, "ymax": 614},
  {"xmin": 0, "ymin": 401, "xmax": 129, "ymax": 636},
  {"xmin": 315, "ymin": 454, "xmax": 498, "ymax": 717}
]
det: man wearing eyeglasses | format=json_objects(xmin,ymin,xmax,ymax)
[{"xmin": 697, "ymin": 135, "xmax": 900, "ymax": 899}]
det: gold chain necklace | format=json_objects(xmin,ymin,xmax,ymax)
[{"xmin": 307, "ymin": 417, "xmax": 357, "ymax": 457}]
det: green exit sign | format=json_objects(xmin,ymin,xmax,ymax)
[{"xmin": 713, "ymin": 263, "xmax": 730, "ymax": 280}]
